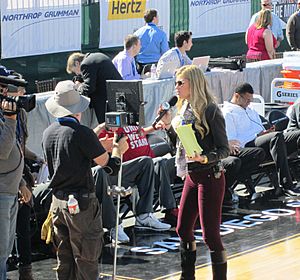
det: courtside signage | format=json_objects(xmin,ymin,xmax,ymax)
[
  {"xmin": 108, "ymin": 0, "xmax": 146, "ymax": 20},
  {"xmin": 99, "ymin": 0, "xmax": 170, "ymax": 48},
  {"xmin": 189, "ymin": 0, "xmax": 251, "ymax": 38},
  {"xmin": 0, "ymin": 1, "xmax": 81, "ymax": 59}
]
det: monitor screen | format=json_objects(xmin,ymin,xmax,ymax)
[{"xmin": 106, "ymin": 80, "xmax": 145, "ymax": 126}]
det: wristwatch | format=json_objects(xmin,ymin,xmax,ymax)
[{"xmin": 202, "ymin": 155, "xmax": 208, "ymax": 164}]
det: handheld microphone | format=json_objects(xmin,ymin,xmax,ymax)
[{"xmin": 152, "ymin": 95, "xmax": 178, "ymax": 129}]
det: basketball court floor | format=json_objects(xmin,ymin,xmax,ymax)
[{"xmin": 7, "ymin": 195, "xmax": 300, "ymax": 280}]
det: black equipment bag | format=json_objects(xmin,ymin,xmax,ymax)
[{"xmin": 208, "ymin": 57, "xmax": 246, "ymax": 71}]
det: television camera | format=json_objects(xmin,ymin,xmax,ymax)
[
  {"xmin": 105, "ymin": 80, "xmax": 145, "ymax": 128},
  {"xmin": 0, "ymin": 75, "xmax": 36, "ymax": 113}
]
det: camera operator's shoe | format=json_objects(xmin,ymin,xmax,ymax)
[
  {"xmin": 110, "ymin": 224, "xmax": 130, "ymax": 244},
  {"xmin": 135, "ymin": 213, "xmax": 171, "ymax": 231},
  {"xmin": 283, "ymin": 183, "xmax": 300, "ymax": 197},
  {"xmin": 19, "ymin": 264, "xmax": 33, "ymax": 280},
  {"xmin": 272, "ymin": 185, "xmax": 283, "ymax": 198}
]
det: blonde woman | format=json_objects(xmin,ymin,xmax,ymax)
[
  {"xmin": 246, "ymin": 9, "xmax": 277, "ymax": 60},
  {"xmin": 162, "ymin": 65, "xmax": 229, "ymax": 279}
]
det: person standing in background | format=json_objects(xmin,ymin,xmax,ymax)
[
  {"xmin": 246, "ymin": 10, "xmax": 277, "ymax": 61},
  {"xmin": 66, "ymin": 52, "xmax": 122, "ymax": 124},
  {"xmin": 113, "ymin": 35, "xmax": 141, "ymax": 80},
  {"xmin": 248, "ymin": 0, "xmax": 283, "ymax": 48},
  {"xmin": 134, "ymin": 9, "xmax": 169, "ymax": 74},
  {"xmin": 286, "ymin": 0, "xmax": 300, "ymax": 51}
]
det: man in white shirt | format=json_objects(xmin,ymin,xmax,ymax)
[
  {"xmin": 248, "ymin": 0, "xmax": 284, "ymax": 48},
  {"xmin": 156, "ymin": 31, "xmax": 193, "ymax": 79},
  {"xmin": 222, "ymin": 83, "xmax": 300, "ymax": 196},
  {"xmin": 112, "ymin": 35, "xmax": 141, "ymax": 80}
]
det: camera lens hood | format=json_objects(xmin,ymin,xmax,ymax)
[{"xmin": 0, "ymin": 75, "xmax": 28, "ymax": 88}]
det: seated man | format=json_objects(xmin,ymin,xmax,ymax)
[
  {"xmin": 94, "ymin": 123, "xmax": 175, "ymax": 242},
  {"xmin": 112, "ymin": 35, "xmax": 141, "ymax": 80},
  {"xmin": 222, "ymin": 83, "xmax": 300, "ymax": 196},
  {"xmin": 156, "ymin": 30, "xmax": 193, "ymax": 79},
  {"xmin": 222, "ymin": 146, "xmax": 266, "ymax": 202},
  {"xmin": 287, "ymin": 101, "xmax": 300, "ymax": 132}
]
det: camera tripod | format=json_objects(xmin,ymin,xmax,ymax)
[{"xmin": 106, "ymin": 155, "xmax": 132, "ymax": 280}]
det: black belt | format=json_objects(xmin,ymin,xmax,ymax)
[{"xmin": 53, "ymin": 190, "xmax": 96, "ymax": 201}]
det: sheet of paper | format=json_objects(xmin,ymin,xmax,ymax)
[{"xmin": 176, "ymin": 124, "xmax": 203, "ymax": 157}]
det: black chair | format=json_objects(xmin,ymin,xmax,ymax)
[
  {"xmin": 266, "ymin": 110, "xmax": 289, "ymax": 131},
  {"xmin": 259, "ymin": 115, "xmax": 272, "ymax": 130},
  {"xmin": 141, "ymin": 64, "xmax": 153, "ymax": 76},
  {"xmin": 147, "ymin": 133, "xmax": 173, "ymax": 157},
  {"xmin": 35, "ymin": 78, "xmax": 59, "ymax": 93}
]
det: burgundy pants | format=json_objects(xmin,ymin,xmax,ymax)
[{"xmin": 176, "ymin": 169, "xmax": 225, "ymax": 251}]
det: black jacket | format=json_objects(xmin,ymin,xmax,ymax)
[
  {"xmin": 78, "ymin": 53, "xmax": 122, "ymax": 123},
  {"xmin": 287, "ymin": 102, "xmax": 300, "ymax": 131}
]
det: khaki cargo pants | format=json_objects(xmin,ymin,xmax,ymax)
[{"xmin": 51, "ymin": 195, "xmax": 103, "ymax": 280}]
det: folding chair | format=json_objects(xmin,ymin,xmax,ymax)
[{"xmin": 35, "ymin": 78, "xmax": 59, "ymax": 93}]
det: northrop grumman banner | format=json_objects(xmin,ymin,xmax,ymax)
[
  {"xmin": 1, "ymin": 0, "xmax": 81, "ymax": 58},
  {"xmin": 99, "ymin": 0, "xmax": 170, "ymax": 48},
  {"xmin": 189, "ymin": 0, "xmax": 251, "ymax": 38}
]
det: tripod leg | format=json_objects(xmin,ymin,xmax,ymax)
[{"xmin": 112, "ymin": 155, "xmax": 123, "ymax": 280}]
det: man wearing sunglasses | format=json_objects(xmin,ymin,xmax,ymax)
[
  {"xmin": 248, "ymin": 0, "xmax": 284, "ymax": 48},
  {"xmin": 222, "ymin": 83, "xmax": 300, "ymax": 197}
]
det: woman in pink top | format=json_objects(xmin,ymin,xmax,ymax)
[{"xmin": 246, "ymin": 9, "xmax": 277, "ymax": 61}]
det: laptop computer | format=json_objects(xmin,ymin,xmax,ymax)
[{"xmin": 192, "ymin": 56, "xmax": 210, "ymax": 72}]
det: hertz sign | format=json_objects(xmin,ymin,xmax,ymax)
[{"xmin": 108, "ymin": 0, "xmax": 146, "ymax": 20}]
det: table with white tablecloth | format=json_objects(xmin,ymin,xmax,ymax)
[
  {"xmin": 206, "ymin": 58, "xmax": 283, "ymax": 103},
  {"xmin": 26, "ymin": 59, "xmax": 283, "ymax": 156}
]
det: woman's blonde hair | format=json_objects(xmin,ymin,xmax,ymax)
[
  {"xmin": 256, "ymin": 9, "xmax": 272, "ymax": 29},
  {"xmin": 176, "ymin": 65, "xmax": 216, "ymax": 138}
]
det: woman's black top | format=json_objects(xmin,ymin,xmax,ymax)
[{"xmin": 167, "ymin": 102, "xmax": 229, "ymax": 171}]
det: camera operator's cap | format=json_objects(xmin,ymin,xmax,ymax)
[{"xmin": 45, "ymin": 80, "xmax": 90, "ymax": 118}]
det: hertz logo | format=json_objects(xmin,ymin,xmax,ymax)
[{"xmin": 108, "ymin": 0, "xmax": 146, "ymax": 20}]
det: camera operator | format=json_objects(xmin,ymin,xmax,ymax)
[
  {"xmin": 42, "ymin": 80, "xmax": 128, "ymax": 279},
  {"xmin": 0, "ymin": 96, "xmax": 31, "ymax": 280},
  {"xmin": 1, "ymin": 73, "xmax": 42, "ymax": 279}
]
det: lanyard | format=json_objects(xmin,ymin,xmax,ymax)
[{"xmin": 175, "ymin": 48, "xmax": 185, "ymax": 67}]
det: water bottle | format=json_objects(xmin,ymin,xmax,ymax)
[
  {"xmin": 150, "ymin": 64, "xmax": 157, "ymax": 79},
  {"xmin": 67, "ymin": 194, "xmax": 80, "ymax": 215}
]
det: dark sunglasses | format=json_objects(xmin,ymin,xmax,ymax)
[
  {"xmin": 175, "ymin": 80, "xmax": 185, "ymax": 87},
  {"xmin": 262, "ymin": 3, "xmax": 271, "ymax": 6}
]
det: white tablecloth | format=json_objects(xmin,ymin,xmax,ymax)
[{"xmin": 206, "ymin": 59, "xmax": 283, "ymax": 103}]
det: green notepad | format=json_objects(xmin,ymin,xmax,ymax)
[{"xmin": 176, "ymin": 124, "xmax": 203, "ymax": 157}]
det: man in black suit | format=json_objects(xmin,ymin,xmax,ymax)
[
  {"xmin": 287, "ymin": 101, "xmax": 300, "ymax": 131},
  {"xmin": 66, "ymin": 52, "xmax": 122, "ymax": 123}
]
